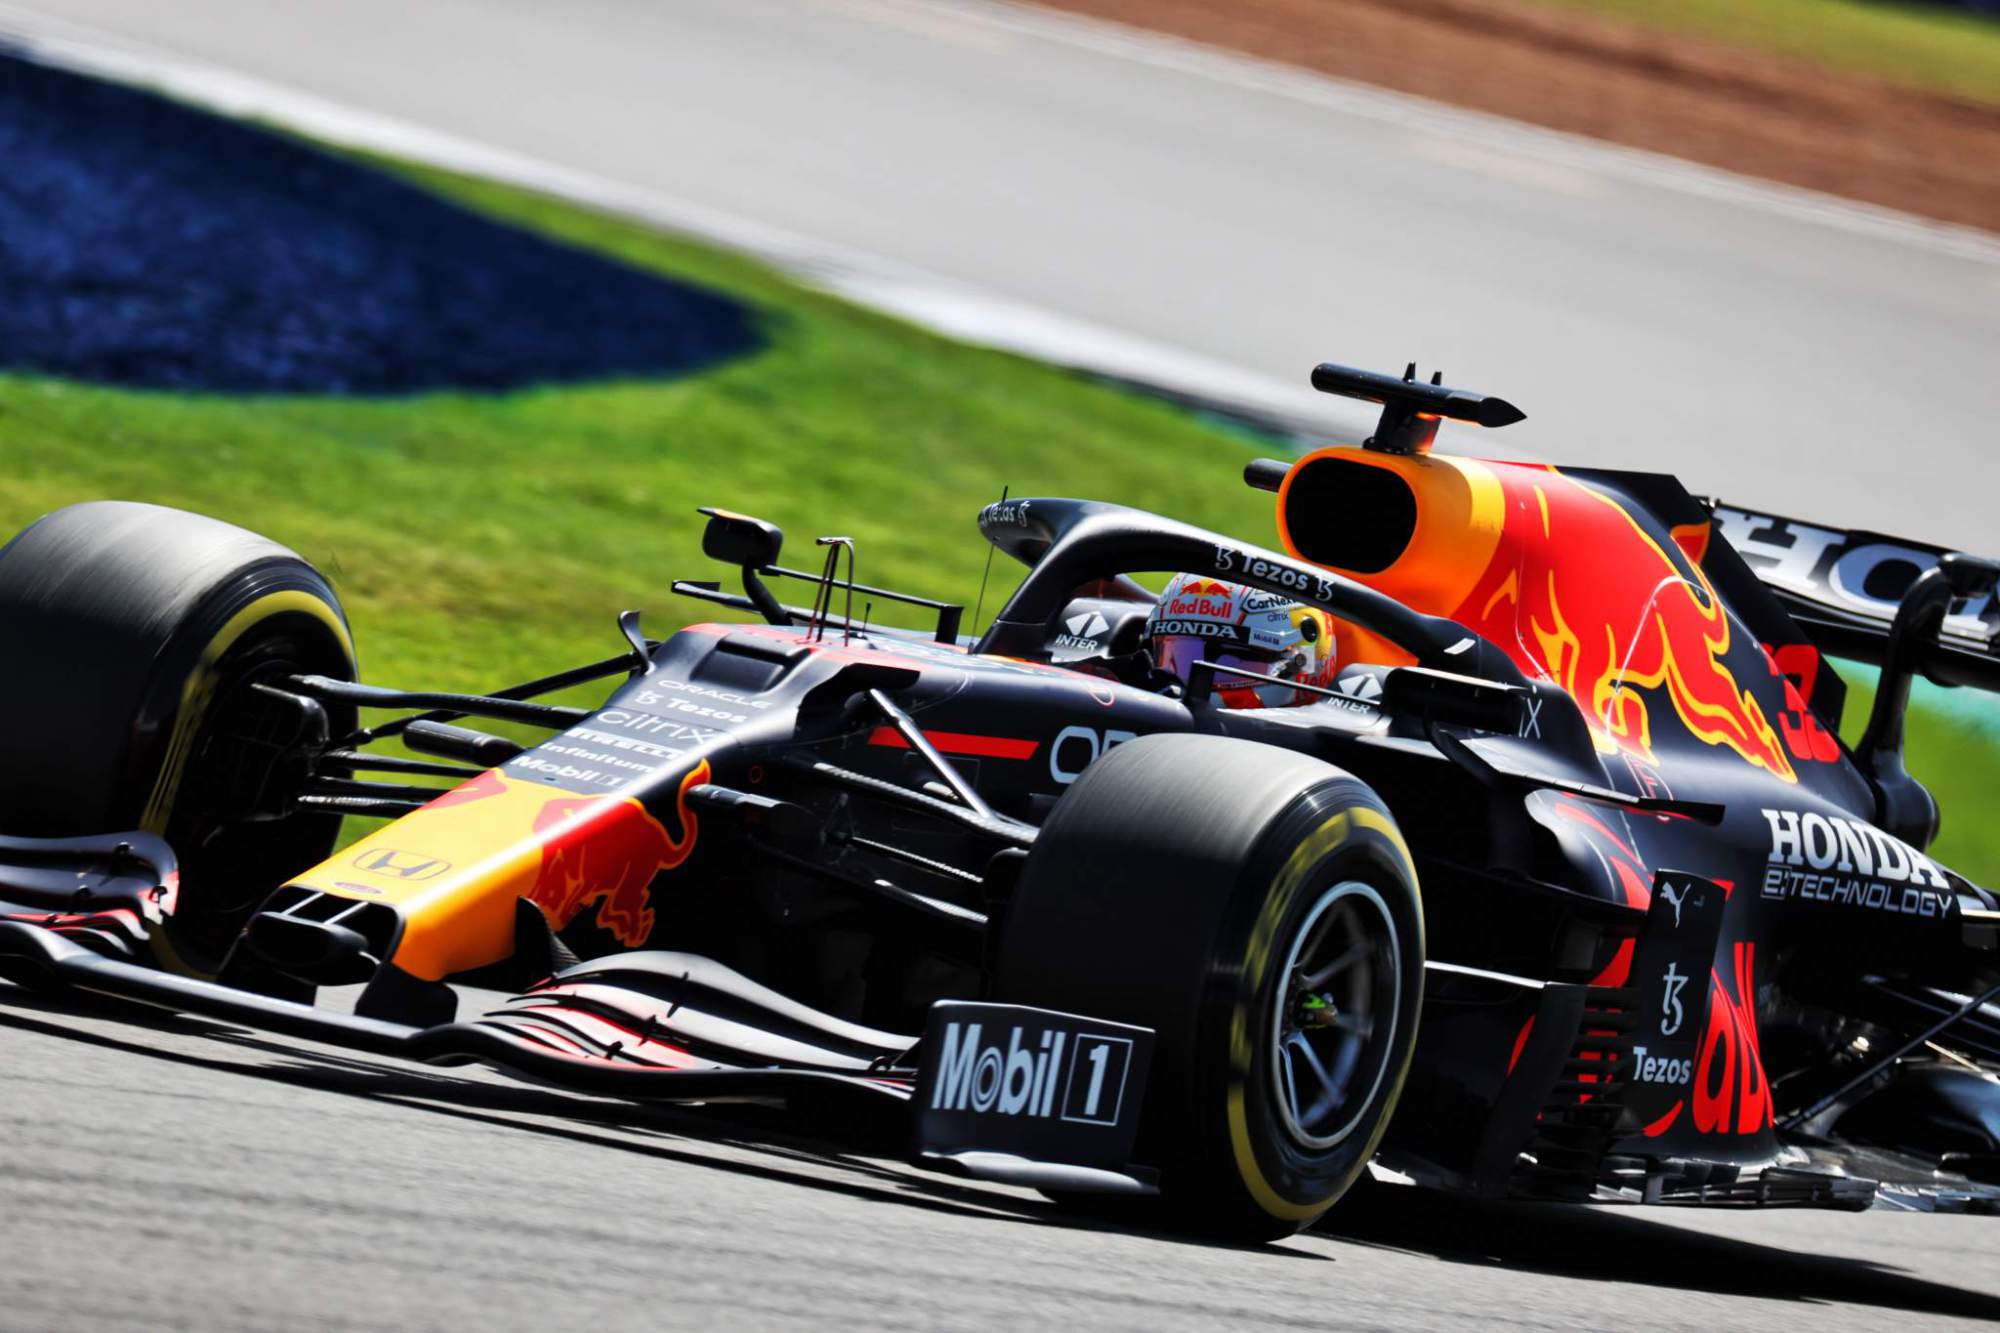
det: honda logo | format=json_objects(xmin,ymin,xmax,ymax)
[{"xmin": 351, "ymin": 848, "xmax": 451, "ymax": 881}]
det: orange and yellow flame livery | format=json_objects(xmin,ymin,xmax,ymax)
[
  {"xmin": 288, "ymin": 761, "xmax": 708, "ymax": 980},
  {"xmin": 1278, "ymin": 449, "xmax": 1795, "ymax": 782}
]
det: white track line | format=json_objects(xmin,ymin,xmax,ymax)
[
  {"xmin": 0, "ymin": 2, "xmax": 1357, "ymax": 439},
  {"xmin": 1, "ymin": 0, "xmax": 1987, "ymax": 450},
  {"xmin": 940, "ymin": 0, "xmax": 2000, "ymax": 266}
]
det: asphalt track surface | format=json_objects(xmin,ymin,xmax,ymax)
[
  {"xmin": 6, "ymin": 980, "xmax": 2000, "ymax": 1333},
  {"xmin": 6, "ymin": 0, "xmax": 2000, "ymax": 552},
  {"xmin": 2, "ymin": 3, "xmax": 1999, "ymax": 1329}
]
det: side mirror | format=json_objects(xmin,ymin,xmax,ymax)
[
  {"xmin": 697, "ymin": 508, "xmax": 790, "ymax": 627},
  {"xmin": 699, "ymin": 508, "xmax": 784, "ymax": 569}
]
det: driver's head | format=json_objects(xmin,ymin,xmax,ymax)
[{"xmin": 1146, "ymin": 575, "xmax": 1335, "ymax": 708}]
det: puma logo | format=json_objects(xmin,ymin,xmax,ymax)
[{"xmin": 1659, "ymin": 881, "xmax": 1688, "ymax": 928}]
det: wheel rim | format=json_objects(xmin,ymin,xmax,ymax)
[
  {"xmin": 1268, "ymin": 880, "xmax": 1402, "ymax": 1151},
  {"xmin": 164, "ymin": 638, "xmax": 343, "ymax": 969}
]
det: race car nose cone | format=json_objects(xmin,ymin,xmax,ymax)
[{"xmin": 241, "ymin": 911, "xmax": 377, "ymax": 985}]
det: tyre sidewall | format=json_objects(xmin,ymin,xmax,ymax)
[
  {"xmin": 131, "ymin": 561, "xmax": 355, "ymax": 835},
  {"xmin": 0, "ymin": 503, "xmax": 355, "ymax": 835},
  {"xmin": 0, "ymin": 502, "xmax": 356, "ymax": 971},
  {"xmin": 1191, "ymin": 778, "xmax": 1424, "ymax": 1232}
]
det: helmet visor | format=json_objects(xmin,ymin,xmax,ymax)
[{"xmin": 1153, "ymin": 634, "xmax": 1279, "ymax": 687}]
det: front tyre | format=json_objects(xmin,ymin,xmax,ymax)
[
  {"xmin": 992, "ymin": 733, "xmax": 1423, "ymax": 1241},
  {"xmin": 0, "ymin": 501, "xmax": 357, "ymax": 971}
]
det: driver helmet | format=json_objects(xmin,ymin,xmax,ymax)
[{"xmin": 1146, "ymin": 575, "xmax": 1336, "ymax": 708}]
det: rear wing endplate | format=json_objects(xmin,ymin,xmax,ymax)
[{"xmin": 1713, "ymin": 504, "xmax": 2000, "ymax": 692}]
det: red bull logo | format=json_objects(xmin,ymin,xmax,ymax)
[
  {"xmin": 528, "ymin": 761, "xmax": 707, "ymax": 948},
  {"xmin": 1455, "ymin": 465, "xmax": 1797, "ymax": 783},
  {"xmin": 1164, "ymin": 577, "xmax": 1236, "ymax": 619},
  {"xmin": 294, "ymin": 761, "xmax": 710, "ymax": 977},
  {"xmin": 1691, "ymin": 942, "xmax": 1773, "ymax": 1136}
]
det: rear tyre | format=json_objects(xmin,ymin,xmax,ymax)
[
  {"xmin": 0, "ymin": 501, "xmax": 357, "ymax": 971},
  {"xmin": 992, "ymin": 733, "xmax": 1423, "ymax": 1241}
]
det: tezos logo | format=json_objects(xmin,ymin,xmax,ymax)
[
  {"xmin": 1659, "ymin": 962, "xmax": 1688, "ymax": 1036},
  {"xmin": 931, "ymin": 1021, "xmax": 1132, "ymax": 1126},
  {"xmin": 1216, "ymin": 551, "xmax": 1332, "ymax": 601},
  {"xmin": 1630, "ymin": 1045, "xmax": 1692, "ymax": 1085}
]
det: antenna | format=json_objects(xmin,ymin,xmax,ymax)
[
  {"xmin": 1310, "ymin": 361, "xmax": 1524, "ymax": 456},
  {"xmin": 971, "ymin": 484, "xmax": 1007, "ymax": 640},
  {"xmin": 839, "ymin": 541, "xmax": 856, "ymax": 644},
  {"xmin": 810, "ymin": 536, "xmax": 856, "ymax": 644}
]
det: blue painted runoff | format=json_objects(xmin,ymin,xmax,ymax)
[{"xmin": 0, "ymin": 52, "xmax": 760, "ymax": 394}]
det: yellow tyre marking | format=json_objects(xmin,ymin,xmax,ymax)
[
  {"xmin": 1226, "ymin": 1084, "xmax": 1329, "ymax": 1221},
  {"xmin": 1347, "ymin": 804, "xmax": 1417, "ymax": 884},
  {"xmin": 1223, "ymin": 795, "xmax": 1420, "ymax": 1223},
  {"xmin": 141, "ymin": 589, "xmax": 354, "ymax": 833}
]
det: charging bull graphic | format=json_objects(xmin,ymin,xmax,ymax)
[
  {"xmin": 417, "ymin": 762, "xmax": 707, "ymax": 948},
  {"xmin": 1455, "ymin": 465, "xmax": 1795, "ymax": 782},
  {"xmin": 1288, "ymin": 454, "xmax": 1808, "ymax": 780},
  {"xmin": 1282, "ymin": 452, "xmax": 1798, "ymax": 784},
  {"xmin": 528, "ymin": 763, "xmax": 705, "ymax": 947},
  {"xmin": 295, "ymin": 760, "xmax": 708, "ymax": 976}
]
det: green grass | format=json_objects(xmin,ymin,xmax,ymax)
[
  {"xmin": 1837, "ymin": 667, "xmax": 2000, "ymax": 883},
  {"xmin": 3, "ymin": 149, "xmax": 1993, "ymax": 884},
  {"xmin": 1515, "ymin": 0, "xmax": 2000, "ymax": 103},
  {"xmin": 0, "ymin": 156, "xmax": 1274, "ymax": 691}
]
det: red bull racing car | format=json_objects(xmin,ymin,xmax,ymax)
[{"xmin": 3, "ymin": 361, "xmax": 1998, "ymax": 1240}]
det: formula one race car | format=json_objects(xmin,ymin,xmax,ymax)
[{"xmin": 3, "ymin": 361, "xmax": 1998, "ymax": 1240}]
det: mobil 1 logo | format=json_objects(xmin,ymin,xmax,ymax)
[{"xmin": 913, "ymin": 1001, "xmax": 1155, "ymax": 1171}]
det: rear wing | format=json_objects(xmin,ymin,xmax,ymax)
[{"xmin": 1713, "ymin": 504, "xmax": 2000, "ymax": 692}]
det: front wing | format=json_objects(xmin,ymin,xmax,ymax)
[{"xmin": 0, "ymin": 920, "xmax": 1157, "ymax": 1196}]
